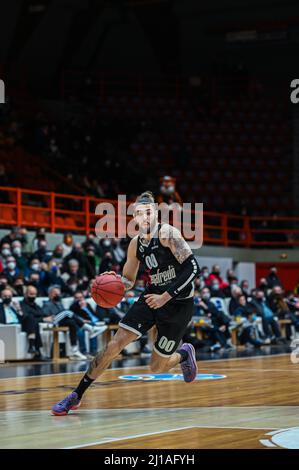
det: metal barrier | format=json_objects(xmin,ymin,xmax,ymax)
[{"xmin": 0, "ymin": 186, "xmax": 298, "ymax": 247}]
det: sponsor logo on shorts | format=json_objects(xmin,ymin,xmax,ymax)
[{"xmin": 119, "ymin": 373, "xmax": 226, "ymax": 381}]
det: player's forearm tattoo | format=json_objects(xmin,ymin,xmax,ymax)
[
  {"xmin": 121, "ymin": 275, "xmax": 134, "ymax": 291},
  {"xmin": 164, "ymin": 226, "xmax": 192, "ymax": 264}
]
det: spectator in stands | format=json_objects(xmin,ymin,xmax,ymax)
[
  {"xmin": 0, "ymin": 275, "xmax": 9, "ymax": 294},
  {"xmin": 238, "ymin": 309, "xmax": 265, "ymax": 349},
  {"xmin": 20, "ymin": 285, "xmax": 49, "ymax": 323},
  {"xmin": 249, "ymin": 289, "xmax": 283, "ymax": 343},
  {"xmin": 206, "ymin": 264, "xmax": 229, "ymax": 290},
  {"xmin": 111, "ymin": 238, "xmax": 126, "ymax": 267},
  {"xmin": 226, "ymin": 269, "xmax": 236, "ymax": 284},
  {"xmin": 258, "ymin": 277, "xmax": 269, "ymax": 295},
  {"xmin": 11, "ymin": 240, "xmax": 27, "ymax": 272},
  {"xmin": 99, "ymin": 251, "xmax": 114, "ymax": 274},
  {"xmin": 198, "ymin": 287, "xmax": 233, "ymax": 351},
  {"xmin": 25, "ymin": 259, "xmax": 50, "ymax": 294},
  {"xmin": 82, "ymin": 233, "xmax": 100, "ymax": 255},
  {"xmin": 285, "ymin": 290, "xmax": 299, "ymax": 314},
  {"xmin": 223, "ymin": 275, "xmax": 239, "ymax": 298},
  {"xmin": 1, "ymin": 243, "xmax": 12, "ymax": 265},
  {"xmin": 240, "ymin": 280, "xmax": 250, "ymax": 298},
  {"xmin": 0, "ymin": 227, "xmax": 19, "ymax": 248},
  {"xmin": 266, "ymin": 266, "xmax": 283, "ymax": 289},
  {"xmin": 209, "ymin": 279, "xmax": 225, "ymax": 299},
  {"xmin": 229, "ymin": 286, "xmax": 243, "ymax": 315},
  {"xmin": 268, "ymin": 286, "xmax": 299, "ymax": 337},
  {"xmin": 31, "ymin": 227, "xmax": 47, "ymax": 253},
  {"xmin": 0, "ymin": 287, "xmax": 43, "ymax": 359},
  {"xmin": 12, "ymin": 275, "xmax": 26, "ymax": 297},
  {"xmin": 198, "ymin": 266, "xmax": 209, "ymax": 289},
  {"xmin": 3, "ymin": 256, "xmax": 20, "ymax": 284},
  {"xmin": 27, "ymin": 272, "xmax": 45, "ymax": 296},
  {"xmin": 43, "ymin": 286, "xmax": 102, "ymax": 360},
  {"xmin": 63, "ymin": 242, "xmax": 95, "ymax": 279},
  {"xmin": 43, "ymin": 286, "xmax": 87, "ymax": 360},
  {"xmin": 51, "ymin": 244, "xmax": 64, "ymax": 265},
  {"xmin": 61, "ymin": 259, "xmax": 89, "ymax": 294},
  {"xmin": 62, "ymin": 233, "xmax": 74, "ymax": 258},
  {"xmin": 84, "ymin": 245, "xmax": 98, "ymax": 279},
  {"xmin": 70, "ymin": 291, "xmax": 107, "ymax": 357},
  {"xmin": 31, "ymin": 239, "xmax": 51, "ymax": 263},
  {"xmin": 99, "ymin": 238, "xmax": 114, "ymax": 257}
]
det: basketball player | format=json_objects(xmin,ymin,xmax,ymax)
[{"xmin": 52, "ymin": 191, "xmax": 200, "ymax": 415}]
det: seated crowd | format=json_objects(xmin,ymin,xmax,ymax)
[
  {"xmin": 187, "ymin": 264, "xmax": 299, "ymax": 352},
  {"xmin": 0, "ymin": 226, "xmax": 298, "ymax": 361}
]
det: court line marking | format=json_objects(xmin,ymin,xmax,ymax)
[
  {"xmin": 0, "ymin": 352, "xmax": 290, "ymax": 381},
  {"xmin": 64, "ymin": 425, "xmax": 277, "ymax": 449}
]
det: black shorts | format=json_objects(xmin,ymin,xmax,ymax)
[{"xmin": 119, "ymin": 294, "xmax": 194, "ymax": 357}]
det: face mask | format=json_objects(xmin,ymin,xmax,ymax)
[
  {"xmin": 126, "ymin": 297, "xmax": 135, "ymax": 305},
  {"xmin": 7, "ymin": 262, "xmax": 16, "ymax": 271},
  {"xmin": 252, "ymin": 314, "xmax": 257, "ymax": 321},
  {"xmin": 103, "ymin": 240, "xmax": 111, "ymax": 247},
  {"xmin": 27, "ymin": 297, "xmax": 36, "ymax": 303},
  {"xmin": 2, "ymin": 249, "xmax": 11, "ymax": 257},
  {"xmin": 202, "ymin": 293, "xmax": 211, "ymax": 301},
  {"xmin": 31, "ymin": 264, "xmax": 40, "ymax": 272},
  {"xmin": 2, "ymin": 297, "xmax": 12, "ymax": 305},
  {"xmin": 54, "ymin": 252, "xmax": 63, "ymax": 258},
  {"xmin": 212, "ymin": 283, "xmax": 219, "ymax": 290},
  {"xmin": 13, "ymin": 247, "xmax": 22, "ymax": 256},
  {"xmin": 53, "ymin": 295, "xmax": 61, "ymax": 302},
  {"xmin": 203, "ymin": 272, "xmax": 209, "ymax": 279}
]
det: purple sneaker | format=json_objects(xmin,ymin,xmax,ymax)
[
  {"xmin": 180, "ymin": 343, "xmax": 198, "ymax": 383},
  {"xmin": 51, "ymin": 392, "xmax": 81, "ymax": 416}
]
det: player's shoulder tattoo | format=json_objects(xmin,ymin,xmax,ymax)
[{"xmin": 160, "ymin": 224, "xmax": 192, "ymax": 264}]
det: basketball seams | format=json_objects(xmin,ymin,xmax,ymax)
[{"xmin": 91, "ymin": 276, "xmax": 124, "ymax": 308}]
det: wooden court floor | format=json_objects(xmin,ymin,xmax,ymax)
[{"xmin": 0, "ymin": 354, "xmax": 299, "ymax": 449}]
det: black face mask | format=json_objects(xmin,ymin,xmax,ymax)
[
  {"xmin": 27, "ymin": 297, "xmax": 36, "ymax": 303},
  {"xmin": 2, "ymin": 297, "xmax": 12, "ymax": 305},
  {"xmin": 53, "ymin": 295, "xmax": 61, "ymax": 302}
]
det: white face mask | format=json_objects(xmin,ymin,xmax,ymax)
[
  {"xmin": 31, "ymin": 264, "xmax": 40, "ymax": 271},
  {"xmin": 7, "ymin": 262, "xmax": 16, "ymax": 271},
  {"xmin": 2, "ymin": 249, "xmax": 11, "ymax": 257},
  {"xmin": 13, "ymin": 247, "xmax": 22, "ymax": 256},
  {"xmin": 202, "ymin": 293, "xmax": 211, "ymax": 301},
  {"xmin": 203, "ymin": 272, "xmax": 209, "ymax": 279}
]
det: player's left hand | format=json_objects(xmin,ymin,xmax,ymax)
[{"xmin": 144, "ymin": 292, "xmax": 171, "ymax": 309}]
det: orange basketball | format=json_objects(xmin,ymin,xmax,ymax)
[{"xmin": 91, "ymin": 274, "xmax": 125, "ymax": 308}]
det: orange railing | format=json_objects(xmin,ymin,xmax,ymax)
[{"xmin": 0, "ymin": 186, "xmax": 298, "ymax": 247}]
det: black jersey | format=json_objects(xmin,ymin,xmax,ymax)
[{"xmin": 136, "ymin": 224, "xmax": 194, "ymax": 299}]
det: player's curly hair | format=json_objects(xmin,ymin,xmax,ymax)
[{"xmin": 135, "ymin": 191, "xmax": 155, "ymax": 205}]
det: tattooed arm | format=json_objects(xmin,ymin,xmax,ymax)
[
  {"xmin": 160, "ymin": 224, "xmax": 200, "ymax": 298},
  {"xmin": 145, "ymin": 225, "xmax": 200, "ymax": 309},
  {"xmin": 160, "ymin": 224, "xmax": 193, "ymax": 263}
]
